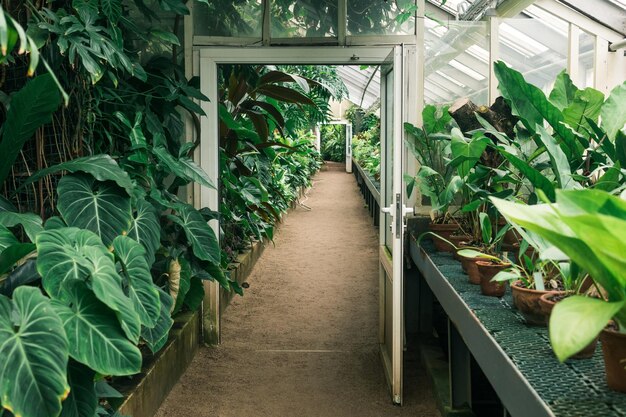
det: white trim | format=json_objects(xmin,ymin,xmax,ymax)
[
  {"xmin": 594, "ymin": 36, "xmax": 610, "ymax": 94},
  {"xmin": 488, "ymin": 16, "xmax": 500, "ymax": 105},
  {"xmin": 567, "ymin": 24, "xmax": 580, "ymax": 83},
  {"xmin": 199, "ymin": 51, "xmax": 222, "ymax": 344},
  {"xmin": 198, "ymin": 46, "xmax": 395, "ymax": 64},
  {"xmin": 534, "ymin": 0, "xmax": 624, "ymax": 43}
]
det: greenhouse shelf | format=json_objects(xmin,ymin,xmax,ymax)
[{"xmin": 409, "ymin": 235, "xmax": 626, "ymax": 417}]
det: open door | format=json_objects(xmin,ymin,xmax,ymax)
[
  {"xmin": 379, "ymin": 45, "xmax": 412, "ymax": 405},
  {"xmin": 345, "ymin": 123, "xmax": 353, "ymax": 173}
]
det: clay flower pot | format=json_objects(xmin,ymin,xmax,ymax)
[
  {"xmin": 459, "ymin": 255, "xmax": 482, "ymax": 284},
  {"xmin": 476, "ymin": 261, "xmax": 510, "ymax": 297},
  {"xmin": 600, "ymin": 328, "xmax": 626, "ymax": 393},
  {"xmin": 539, "ymin": 292, "xmax": 599, "ymax": 359},
  {"xmin": 511, "ymin": 280, "xmax": 553, "ymax": 326},
  {"xmin": 449, "ymin": 236, "xmax": 471, "ymax": 258},
  {"xmin": 428, "ymin": 223, "xmax": 460, "ymax": 252}
]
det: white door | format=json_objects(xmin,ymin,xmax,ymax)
[
  {"xmin": 379, "ymin": 45, "xmax": 411, "ymax": 405},
  {"xmin": 345, "ymin": 123, "xmax": 353, "ymax": 173}
]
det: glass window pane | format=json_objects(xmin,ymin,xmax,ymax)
[
  {"xmin": 347, "ymin": 0, "xmax": 415, "ymax": 36},
  {"xmin": 193, "ymin": 0, "xmax": 263, "ymax": 38},
  {"xmin": 424, "ymin": 21, "xmax": 489, "ymax": 105},
  {"xmin": 271, "ymin": 0, "xmax": 338, "ymax": 38},
  {"xmin": 578, "ymin": 30, "xmax": 595, "ymax": 89},
  {"xmin": 499, "ymin": 12, "xmax": 568, "ymax": 93}
]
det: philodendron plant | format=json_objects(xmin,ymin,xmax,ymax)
[{"xmin": 491, "ymin": 189, "xmax": 626, "ymax": 361}]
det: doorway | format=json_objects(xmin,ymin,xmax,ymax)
[{"xmin": 194, "ymin": 46, "xmax": 417, "ymax": 404}]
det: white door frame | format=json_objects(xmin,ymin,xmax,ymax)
[
  {"xmin": 320, "ymin": 120, "xmax": 353, "ymax": 173},
  {"xmin": 196, "ymin": 49, "xmax": 417, "ymax": 404}
]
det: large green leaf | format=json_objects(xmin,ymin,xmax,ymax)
[
  {"xmin": 0, "ymin": 286, "xmax": 69, "ymax": 417},
  {"xmin": 36, "ymin": 228, "xmax": 97, "ymax": 300},
  {"xmin": 169, "ymin": 203, "xmax": 220, "ymax": 264},
  {"xmin": 141, "ymin": 287, "xmax": 173, "ymax": 353},
  {"xmin": 52, "ymin": 282, "xmax": 142, "ymax": 376},
  {"xmin": 0, "ymin": 211, "xmax": 43, "ymax": 242},
  {"xmin": 562, "ymin": 87, "xmax": 604, "ymax": 134},
  {"xmin": 57, "ymin": 174, "xmax": 132, "ymax": 246},
  {"xmin": 550, "ymin": 295, "xmax": 624, "ymax": 361},
  {"xmin": 0, "ymin": 74, "xmax": 61, "ymax": 187},
  {"xmin": 600, "ymin": 81, "xmax": 626, "ymax": 141},
  {"xmin": 499, "ymin": 150, "xmax": 556, "ymax": 201},
  {"xmin": 184, "ymin": 276, "xmax": 204, "ymax": 311},
  {"xmin": 59, "ymin": 361, "xmax": 97, "ymax": 417},
  {"xmin": 491, "ymin": 193, "xmax": 623, "ymax": 299},
  {"xmin": 0, "ymin": 243, "xmax": 36, "ymax": 275},
  {"xmin": 113, "ymin": 236, "xmax": 160, "ymax": 328},
  {"xmin": 548, "ymin": 70, "xmax": 578, "ymax": 110},
  {"xmin": 36, "ymin": 228, "xmax": 141, "ymax": 343},
  {"xmin": 128, "ymin": 199, "xmax": 160, "ymax": 266},
  {"xmin": 449, "ymin": 129, "xmax": 489, "ymax": 178},
  {"xmin": 494, "ymin": 61, "xmax": 581, "ymax": 158},
  {"xmin": 422, "ymin": 104, "xmax": 452, "ymax": 135},
  {"xmin": 536, "ymin": 125, "xmax": 579, "ymax": 189},
  {"xmin": 23, "ymin": 155, "xmax": 135, "ymax": 197},
  {"xmin": 0, "ymin": 225, "xmax": 18, "ymax": 252},
  {"xmin": 152, "ymin": 146, "xmax": 215, "ymax": 191}
]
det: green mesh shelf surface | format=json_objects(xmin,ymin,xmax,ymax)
[{"xmin": 419, "ymin": 243, "xmax": 626, "ymax": 417}]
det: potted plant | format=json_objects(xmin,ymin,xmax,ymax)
[
  {"xmin": 492, "ymin": 190, "xmax": 626, "ymax": 391},
  {"xmin": 457, "ymin": 212, "xmax": 510, "ymax": 288},
  {"xmin": 406, "ymin": 109, "xmax": 489, "ymax": 252}
]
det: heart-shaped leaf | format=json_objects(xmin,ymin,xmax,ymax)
[
  {"xmin": 0, "ymin": 211, "xmax": 43, "ymax": 242},
  {"xmin": 113, "ymin": 236, "xmax": 160, "ymax": 328},
  {"xmin": 60, "ymin": 361, "xmax": 97, "ymax": 417},
  {"xmin": 169, "ymin": 203, "xmax": 220, "ymax": 264},
  {"xmin": 37, "ymin": 228, "xmax": 141, "ymax": 343},
  {"xmin": 141, "ymin": 287, "xmax": 174, "ymax": 353},
  {"xmin": 128, "ymin": 199, "xmax": 160, "ymax": 266},
  {"xmin": 0, "ymin": 286, "xmax": 69, "ymax": 417},
  {"xmin": 57, "ymin": 174, "xmax": 132, "ymax": 246},
  {"xmin": 52, "ymin": 281, "xmax": 141, "ymax": 376},
  {"xmin": 23, "ymin": 155, "xmax": 135, "ymax": 197}
]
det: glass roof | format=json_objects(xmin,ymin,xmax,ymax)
[{"xmin": 337, "ymin": 66, "xmax": 380, "ymax": 110}]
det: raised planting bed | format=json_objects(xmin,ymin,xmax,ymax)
[
  {"xmin": 352, "ymin": 157, "xmax": 380, "ymax": 225},
  {"xmin": 410, "ymin": 235, "xmax": 626, "ymax": 417}
]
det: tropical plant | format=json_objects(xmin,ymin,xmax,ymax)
[
  {"xmin": 491, "ymin": 189, "xmax": 626, "ymax": 361},
  {"xmin": 320, "ymin": 124, "xmax": 346, "ymax": 162}
]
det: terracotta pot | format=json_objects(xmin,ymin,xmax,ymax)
[
  {"xmin": 511, "ymin": 280, "xmax": 553, "ymax": 326},
  {"xmin": 459, "ymin": 256, "xmax": 482, "ymax": 284},
  {"xmin": 539, "ymin": 292, "xmax": 599, "ymax": 359},
  {"xmin": 449, "ymin": 235, "xmax": 471, "ymax": 257},
  {"xmin": 476, "ymin": 261, "xmax": 510, "ymax": 297},
  {"xmin": 428, "ymin": 223, "xmax": 460, "ymax": 252},
  {"xmin": 600, "ymin": 328, "xmax": 626, "ymax": 392}
]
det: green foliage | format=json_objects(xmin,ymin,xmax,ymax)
[
  {"xmin": 352, "ymin": 120, "xmax": 381, "ymax": 180},
  {"xmin": 320, "ymin": 124, "xmax": 346, "ymax": 162},
  {"xmin": 0, "ymin": 286, "xmax": 70, "ymax": 417},
  {"xmin": 492, "ymin": 190, "xmax": 626, "ymax": 360},
  {"xmin": 0, "ymin": 74, "xmax": 61, "ymax": 189}
]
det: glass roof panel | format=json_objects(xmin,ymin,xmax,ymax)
[
  {"xmin": 424, "ymin": 21, "xmax": 489, "ymax": 105},
  {"xmin": 337, "ymin": 66, "xmax": 380, "ymax": 110}
]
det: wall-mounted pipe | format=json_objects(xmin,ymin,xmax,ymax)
[{"xmin": 609, "ymin": 38, "xmax": 626, "ymax": 52}]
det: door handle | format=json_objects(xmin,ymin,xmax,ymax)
[{"xmin": 382, "ymin": 206, "xmax": 393, "ymax": 214}]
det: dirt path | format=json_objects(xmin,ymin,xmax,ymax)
[{"xmin": 155, "ymin": 168, "xmax": 440, "ymax": 417}]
